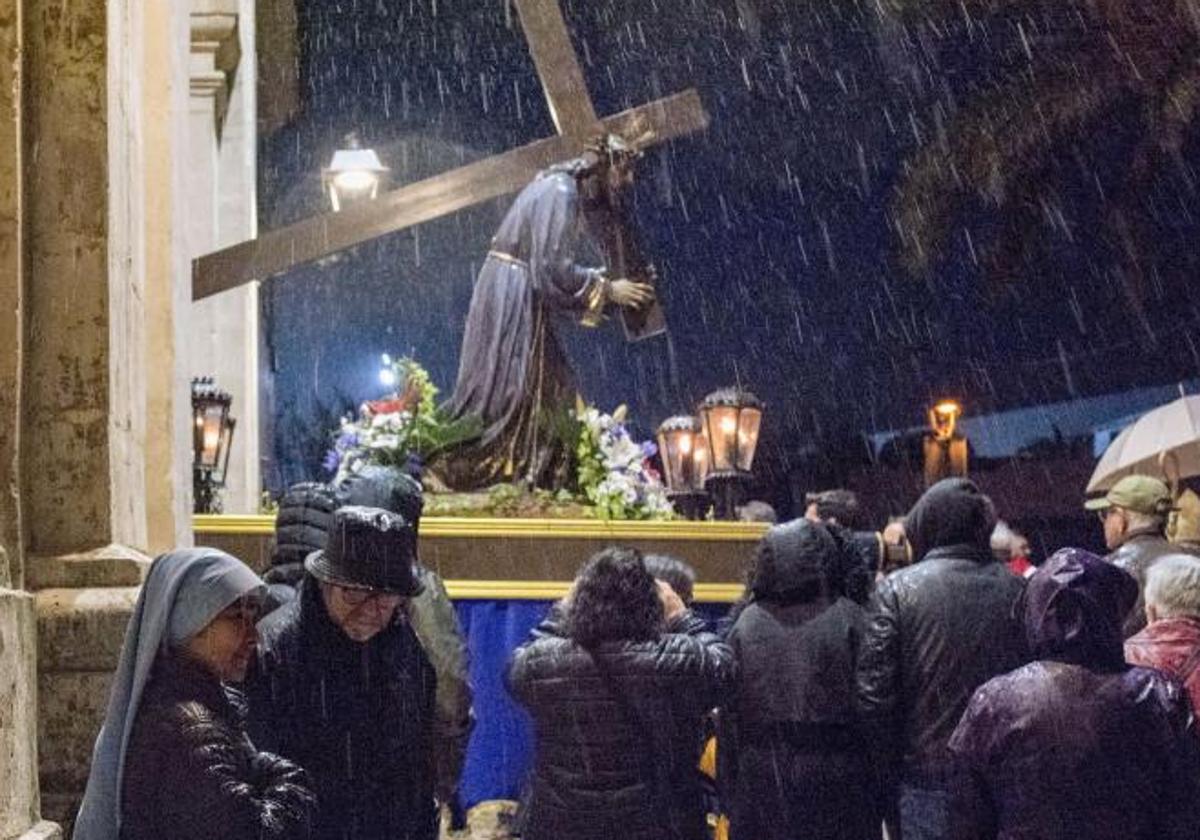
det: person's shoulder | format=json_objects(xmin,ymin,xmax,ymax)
[
  {"xmin": 1123, "ymin": 663, "xmax": 1191, "ymax": 709},
  {"xmin": 512, "ymin": 634, "xmax": 582, "ymax": 671},
  {"xmin": 255, "ymin": 599, "xmax": 303, "ymax": 664}
]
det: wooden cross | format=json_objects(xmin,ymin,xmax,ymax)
[{"xmin": 192, "ymin": 0, "xmax": 710, "ymax": 301}]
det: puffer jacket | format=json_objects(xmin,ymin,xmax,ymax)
[
  {"xmin": 856, "ymin": 479, "xmax": 1027, "ymax": 785},
  {"xmin": 244, "ymin": 576, "xmax": 438, "ymax": 840},
  {"xmin": 120, "ymin": 654, "xmax": 313, "ymax": 840},
  {"xmin": 949, "ymin": 548, "xmax": 1200, "ymax": 839},
  {"xmin": 506, "ymin": 611, "xmax": 735, "ymax": 840},
  {"xmin": 1107, "ymin": 529, "xmax": 1198, "ymax": 638}
]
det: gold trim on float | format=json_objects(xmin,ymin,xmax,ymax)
[
  {"xmin": 194, "ymin": 514, "xmax": 769, "ymax": 542},
  {"xmin": 445, "ymin": 580, "xmax": 745, "ymax": 603}
]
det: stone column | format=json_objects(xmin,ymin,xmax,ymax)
[
  {"xmin": 188, "ymin": 0, "xmax": 261, "ymax": 515},
  {"xmin": 0, "ymin": 0, "xmax": 64, "ymax": 834},
  {"xmin": 144, "ymin": 0, "xmax": 197, "ymax": 553},
  {"xmin": 0, "ymin": 0, "xmax": 24, "ymax": 592},
  {"xmin": 18, "ymin": 0, "xmax": 189, "ymax": 828}
]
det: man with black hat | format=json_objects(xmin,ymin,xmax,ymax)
[
  {"xmin": 336, "ymin": 465, "xmax": 474, "ymax": 821},
  {"xmin": 245, "ymin": 506, "xmax": 439, "ymax": 840}
]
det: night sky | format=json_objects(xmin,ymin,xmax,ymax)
[{"xmin": 258, "ymin": 0, "xmax": 1200, "ymax": 499}]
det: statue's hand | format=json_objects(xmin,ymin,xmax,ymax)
[{"xmin": 609, "ymin": 278, "xmax": 655, "ymax": 309}]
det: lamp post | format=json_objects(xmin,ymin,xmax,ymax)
[
  {"xmin": 698, "ymin": 388, "xmax": 763, "ymax": 520},
  {"xmin": 656, "ymin": 416, "xmax": 711, "ymax": 519},
  {"xmin": 323, "ymin": 132, "xmax": 388, "ymax": 212},
  {"xmin": 923, "ymin": 398, "xmax": 968, "ymax": 486},
  {"xmin": 192, "ymin": 377, "xmax": 236, "ymax": 514}
]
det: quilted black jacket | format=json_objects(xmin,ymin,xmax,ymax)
[
  {"xmin": 120, "ymin": 654, "xmax": 313, "ymax": 840},
  {"xmin": 506, "ymin": 610, "xmax": 736, "ymax": 840}
]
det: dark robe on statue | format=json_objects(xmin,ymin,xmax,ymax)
[{"xmin": 437, "ymin": 159, "xmax": 607, "ymax": 490}]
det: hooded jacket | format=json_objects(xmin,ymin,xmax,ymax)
[
  {"xmin": 949, "ymin": 549, "xmax": 1200, "ymax": 839},
  {"xmin": 722, "ymin": 519, "xmax": 877, "ymax": 840},
  {"xmin": 855, "ymin": 479, "xmax": 1027, "ymax": 782}
]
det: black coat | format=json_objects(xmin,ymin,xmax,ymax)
[
  {"xmin": 723, "ymin": 519, "xmax": 879, "ymax": 840},
  {"xmin": 244, "ymin": 576, "xmax": 438, "ymax": 840},
  {"xmin": 120, "ymin": 654, "xmax": 313, "ymax": 840},
  {"xmin": 855, "ymin": 545, "xmax": 1027, "ymax": 782},
  {"xmin": 506, "ymin": 611, "xmax": 736, "ymax": 840}
]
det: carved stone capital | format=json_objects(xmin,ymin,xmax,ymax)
[{"xmin": 190, "ymin": 7, "xmax": 240, "ymax": 129}]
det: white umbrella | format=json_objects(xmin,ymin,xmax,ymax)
[{"xmin": 1087, "ymin": 395, "xmax": 1200, "ymax": 493}]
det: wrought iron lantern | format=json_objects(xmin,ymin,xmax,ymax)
[
  {"xmin": 192, "ymin": 377, "xmax": 236, "ymax": 514},
  {"xmin": 698, "ymin": 388, "xmax": 764, "ymax": 519},
  {"xmin": 656, "ymin": 415, "xmax": 711, "ymax": 519},
  {"xmin": 323, "ymin": 132, "xmax": 388, "ymax": 212}
]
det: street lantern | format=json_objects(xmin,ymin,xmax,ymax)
[
  {"xmin": 323, "ymin": 133, "xmax": 388, "ymax": 212},
  {"xmin": 191, "ymin": 377, "xmax": 236, "ymax": 513},
  {"xmin": 656, "ymin": 415, "xmax": 710, "ymax": 519},
  {"xmin": 929, "ymin": 399, "xmax": 962, "ymax": 442},
  {"xmin": 924, "ymin": 398, "xmax": 968, "ymax": 486},
  {"xmin": 699, "ymin": 388, "xmax": 764, "ymax": 519}
]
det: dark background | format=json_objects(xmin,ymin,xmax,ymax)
[{"xmin": 257, "ymin": 0, "xmax": 1200, "ymax": 525}]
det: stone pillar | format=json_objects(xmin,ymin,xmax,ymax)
[
  {"xmin": 18, "ymin": 0, "xmax": 190, "ymax": 828},
  {"xmin": 144, "ymin": 0, "xmax": 196, "ymax": 553},
  {"xmin": 0, "ymin": 0, "xmax": 24, "ymax": 592},
  {"xmin": 188, "ymin": 0, "xmax": 261, "ymax": 515}
]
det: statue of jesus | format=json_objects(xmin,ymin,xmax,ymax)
[{"xmin": 435, "ymin": 134, "xmax": 656, "ymax": 491}]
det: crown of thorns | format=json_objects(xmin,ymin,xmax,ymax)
[{"xmin": 585, "ymin": 129, "xmax": 653, "ymax": 162}]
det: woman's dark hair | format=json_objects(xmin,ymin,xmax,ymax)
[
  {"xmin": 642, "ymin": 554, "xmax": 697, "ymax": 605},
  {"xmin": 566, "ymin": 546, "xmax": 664, "ymax": 647}
]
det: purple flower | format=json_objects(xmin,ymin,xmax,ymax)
[
  {"xmin": 322, "ymin": 449, "xmax": 342, "ymax": 474},
  {"xmin": 336, "ymin": 431, "xmax": 359, "ymax": 449},
  {"xmin": 641, "ymin": 440, "xmax": 658, "ymax": 459}
]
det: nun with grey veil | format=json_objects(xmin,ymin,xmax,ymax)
[{"xmin": 74, "ymin": 548, "xmax": 314, "ymax": 840}]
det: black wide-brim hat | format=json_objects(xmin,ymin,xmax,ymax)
[{"xmin": 304, "ymin": 505, "xmax": 425, "ymax": 596}]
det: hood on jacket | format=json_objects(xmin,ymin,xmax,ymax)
[
  {"xmin": 905, "ymin": 478, "xmax": 996, "ymax": 561},
  {"xmin": 1024, "ymin": 547, "xmax": 1138, "ymax": 669},
  {"xmin": 749, "ymin": 518, "xmax": 845, "ymax": 602}
]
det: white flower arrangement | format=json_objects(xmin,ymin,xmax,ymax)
[{"xmin": 574, "ymin": 402, "xmax": 674, "ymax": 521}]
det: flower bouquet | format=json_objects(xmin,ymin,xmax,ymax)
[
  {"xmin": 574, "ymin": 399, "xmax": 674, "ymax": 521},
  {"xmin": 324, "ymin": 356, "xmax": 478, "ymax": 483}
]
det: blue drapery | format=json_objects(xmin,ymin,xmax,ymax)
[{"xmin": 453, "ymin": 599, "xmax": 730, "ymax": 807}]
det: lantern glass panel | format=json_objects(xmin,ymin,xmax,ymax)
[
  {"xmin": 198, "ymin": 404, "xmax": 226, "ymax": 468},
  {"xmin": 735, "ymin": 407, "xmax": 763, "ymax": 472},
  {"xmin": 691, "ymin": 433, "xmax": 710, "ymax": 489},
  {"xmin": 216, "ymin": 418, "xmax": 236, "ymax": 484},
  {"xmin": 704, "ymin": 405, "xmax": 740, "ymax": 473},
  {"xmin": 657, "ymin": 428, "xmax": 692, "ymax": 492}
]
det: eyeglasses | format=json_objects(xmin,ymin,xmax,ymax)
[{"xmin": 336, "ymin": 586, "xmax": 402, "ymax": 610}]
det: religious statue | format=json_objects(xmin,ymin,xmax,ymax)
[{"xmin": 434, "ymin": 134, "xmax": 657, "ymax": 491}]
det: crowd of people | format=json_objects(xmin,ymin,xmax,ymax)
[{"xmin": 71, "ymin": 468, "xmax": 1200, "ymax": 840}]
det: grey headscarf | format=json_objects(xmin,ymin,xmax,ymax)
[{"xmin": 73, "ymin": 548, "xmax": 265, "ymax": 840}]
